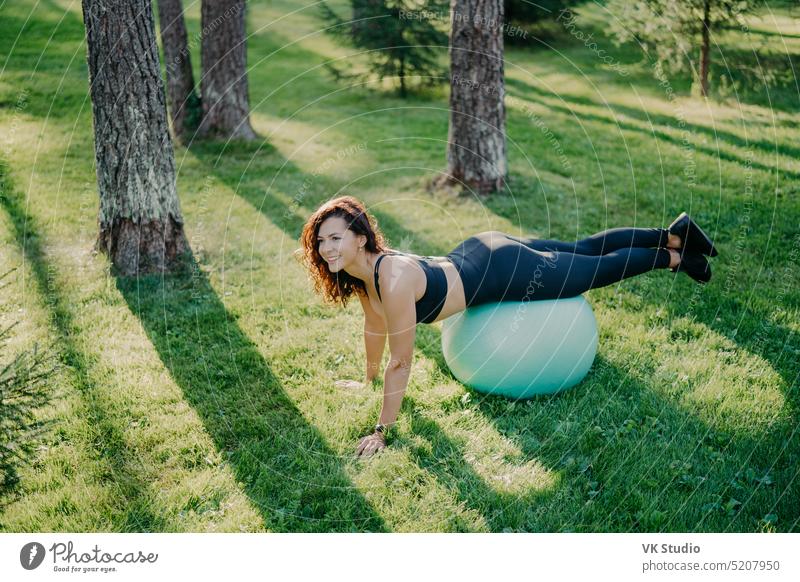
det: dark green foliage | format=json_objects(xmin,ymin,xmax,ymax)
[
  {"xmin": 505, "ymin": 0, "xmax": 586, "ymax": 23},
  {"xmin": 606, "ymin": 0, "xmax": 759, "ymax": 93},
  {"xmin": 504, "ymin": 0, "xmax": 590, "ymax": 45},
  {"xmin": 318, "ymin": 0, "xmax": 449, "ymax": 97}
]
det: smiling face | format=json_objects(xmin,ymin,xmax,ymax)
[
  {"xmin": 300, "ymin": 196, "xmax": 387, "ymax": 306},
  {"xmin": 317, "ymin": 216, "xmax": 366, "ymax": 273}
]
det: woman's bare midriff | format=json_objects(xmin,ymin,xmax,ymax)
[
  {"xmin": 367, "ymin": 255, "xmax": 467, "ymax": 324},
  {"xmin": 431, "ymin": 260, "xmax": 467, "ymax": 321}
]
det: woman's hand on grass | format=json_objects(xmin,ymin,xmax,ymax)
[
  {"xmin": 334, "ymin": 378, "xmax": 365, "ymax": 389},
  {"xmin": 355, "ymin": 431, "xmax": 386, "ymax": 458},
  {"xmin": 335, "ymin": 376, "xmax": 379, "ymax": 390}
]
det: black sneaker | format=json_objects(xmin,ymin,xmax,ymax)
[
  {"xmin": 668, "ymin": 212, "xmax": 719, "ymax": 257},
  {"xmin": 670, "ymin": 250, "xmax": 712, "ymax": 283}
]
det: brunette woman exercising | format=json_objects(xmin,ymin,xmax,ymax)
[{"xmin": 299, "ymin": 196, "xmax": 718, "ymax": 458}]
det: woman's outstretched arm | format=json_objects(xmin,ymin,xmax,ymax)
[
  {"xmin": 355, "ymin": 260, "xmax": 417, "ymax": 458},
  {"xmin": 378, "ymin": 280, "xmax": 416, "ymax": 428},
  {"xmin": 357, "ymin": 291, "xmax": 386, "ymax": 383}
]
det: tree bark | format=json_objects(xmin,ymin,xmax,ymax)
[
  {"xmin": 82, "ymin": 0, "xmax": 189, "ymax": 277},
  {"xmin": 157, "ymin": 0, "xmax": 201, "ymax": 143},
  {"xmin": 198, "ymin": 0, "xmax": 257, "ymax": 140},
  {"xmin": 437, "ymin": 0, "xmax": 507, "ymax": 195},
  {"xmin": 700, "ymin": 0, "xmax": 710, "ymax": 97}
]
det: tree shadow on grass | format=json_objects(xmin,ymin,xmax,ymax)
[
  {"xmin": 505, "ymin": 77, "xmax": 800, "ymax": 182},
  {"xmin": 185, "ymin": 140, "xmax": 450, "ymax": 257},
  {"xmin": 707, "ymin": 44, "xmax": 800, "ymax": 114},
  {"xmin": 115, "ymin": 254, "xmax": 388, "ymax": 532},
  {"xmin": 564, "ymin": 353, "xmax": 799, "ymax": 533},
  {"xmin": 508, "ymin": 77, "xmax": 800, "ymax": 161},
  {"xmin": 735, "ymin": 26, "xmax": 800, "ymax": 41},
  {"xmin": 0, "ymin": 0, "xmax": 121, "ymax": 122},
  {"xmin": 499, "ymin": 80, "xmax": 800, "ymax": 399},
  {"xmin": 0, "ymin": 170, "xmax": 166, "ymax": 531},
  {"xmin": 525, "ymin": 8, "xmax": 800, "ymax": 115},
  {"xmin": 394, "ymin": 395, "xmax": 560, "ymax": 532},
  {"xmin": 186, "ymin": 138, "xmax": 453, "ymax": 384},
  {"xmin": 659, "ymin": 289, "xmax": 800, "ymax": 414},
  {"xmin": 411, "ymin": 314, "xmax": 798, "ymax": 531}
]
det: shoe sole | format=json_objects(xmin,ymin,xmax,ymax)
[{"xmin": 670, "ymin": 212, "xmax": 719, "ymax": 257}]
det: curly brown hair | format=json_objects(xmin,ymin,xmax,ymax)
[{"xmin": 298, "ymin": 196, "xmax": 388, "ymax": 306}]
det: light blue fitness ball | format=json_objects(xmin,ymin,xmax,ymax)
[{"xmin": 441, "ymin": 295, "xmax": 599, "ymax": 399}]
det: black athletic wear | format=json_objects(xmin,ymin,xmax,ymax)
[
  {"xmin": 374, "ymin": 251, "xmax": 449, "ymax": 324},
  {"xmin": 373, "ymin": 227, "xmax": 673, "ymax": 324},
  {"xmin": 668, "ymin": 212, "xmax": 719, "ymax": 257},
  {"xmin": 670, "ymin": 250, "xmax": 712, "ymax": 283}
]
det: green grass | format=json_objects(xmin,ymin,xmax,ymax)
[{"xmin": 0, "ymin": 0, "xmax": 798, "ymax": 532}]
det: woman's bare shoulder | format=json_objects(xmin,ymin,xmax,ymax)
[
  {"xmin": 375, "ymin": 254, "xmax": 421, "ymax": 305},
  {"xmin": 375, "ymin": 253, "xmax": 419, "ymax": 281}
]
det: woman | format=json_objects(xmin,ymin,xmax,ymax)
[{"xmin": 299, "ymin": 196, "xmax": 719, "ymax": 458}]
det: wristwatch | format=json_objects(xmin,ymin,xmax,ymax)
[{"xmin": 374, "ymin": 423, "xmax": 389, "ymax": 437}]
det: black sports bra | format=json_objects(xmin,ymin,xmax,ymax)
[{"xmin": 373, "ymin": 251, "xmax": 449, "ymax": 324}]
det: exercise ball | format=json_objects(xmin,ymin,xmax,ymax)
[{"xmin": 441, "ymin": 295, "xmax": 598, "ymax": 399}]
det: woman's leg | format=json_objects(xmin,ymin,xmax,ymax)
[
  {"xmin": 499, "ymin": 244, "xmax": 673, "ymax": 301},
  {"xmin": 507, "ymin": 227, "xmax": 671, "ymax": 256}
]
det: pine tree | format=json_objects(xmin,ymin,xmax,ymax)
[
  {"xmin": 319, "ymin": 0, "xmax": 449, "ymax": 97},
  {"xmin": 607, "ymin": 0, "xmax": 757, "ymax": 96}
]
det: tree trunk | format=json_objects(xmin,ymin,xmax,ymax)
[
  {"xmin": 82, "ymin": 0, "xmax": 189, "ymax": 277},
  {"xmin": 700, "ymin": 0, "xmax": 710, "ymax": 97},
  {"xmin": 198, "ymin": 0, "xmax": 257, "ymax": 140},
  {"xmin": 157, "ymin": 0, "xmax": 201, "ymax": 143},
  {"xmin": 437, "ymin": 0, "xmax": 507, "ymax": 195},
  {"xmin": 399, "ymin": 55, "xmax": 406, "ymax": 98}
]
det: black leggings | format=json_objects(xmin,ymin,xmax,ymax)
[{"xmin": 446, "ymin": 228, "xmax": 673, "ymax": 306}]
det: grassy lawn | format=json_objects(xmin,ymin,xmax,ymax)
[{"xmin": 0, "ymin": 0, "xmax": 797, "ymax": 532}]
